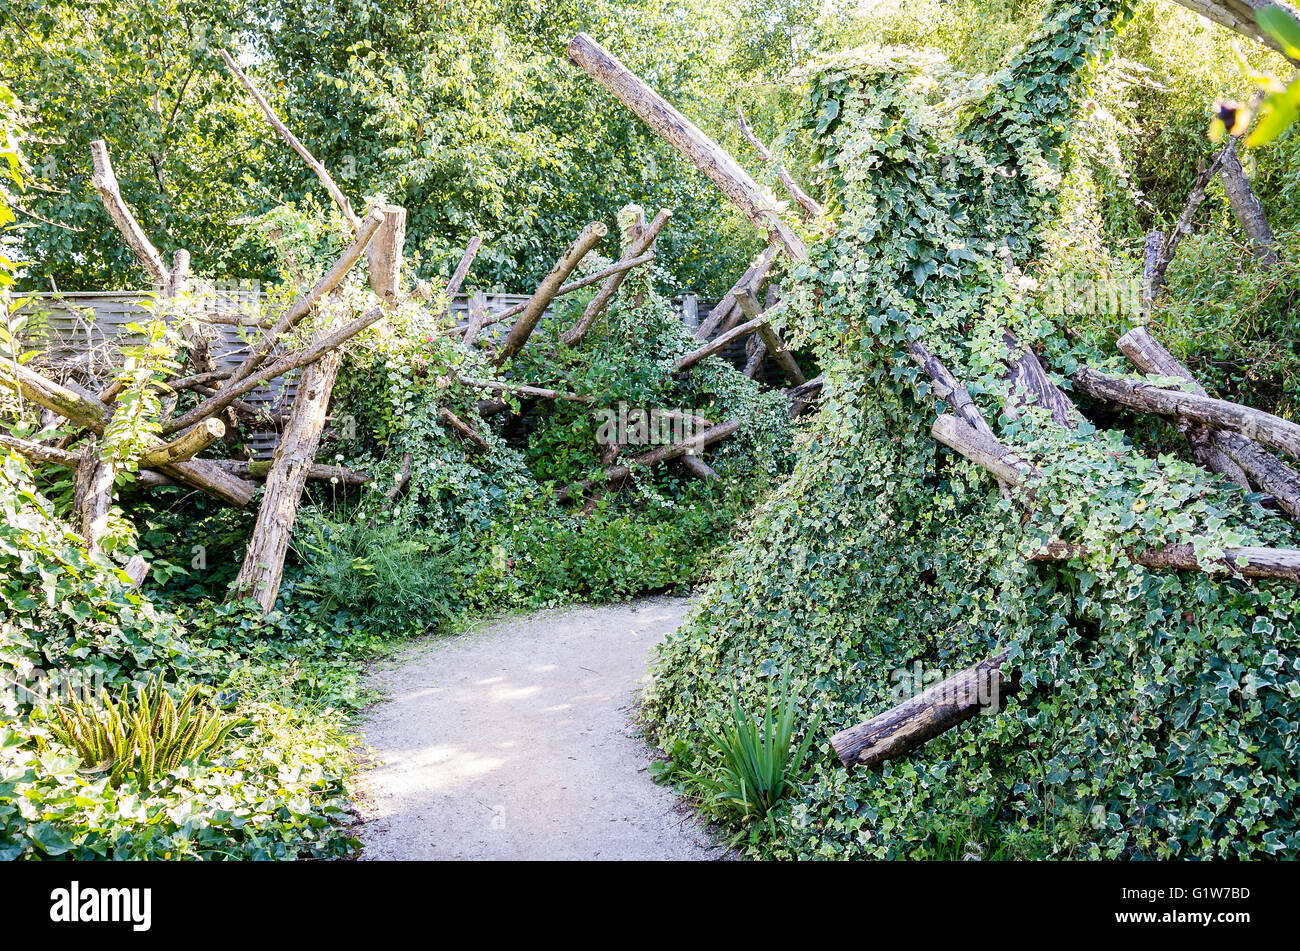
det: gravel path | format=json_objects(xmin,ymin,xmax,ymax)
[{"xmin": 355, "ymin": 595, "xmax": 725, "ymax": 860}]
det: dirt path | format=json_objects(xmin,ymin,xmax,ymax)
[{"xmin": 355, "ymin": 595, "xmax": 725, "ymax": 860}]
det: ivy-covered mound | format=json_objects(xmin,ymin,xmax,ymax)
[{"xmin": 645, "ymin": 0, "xmax": 1300, "ymax": 859}]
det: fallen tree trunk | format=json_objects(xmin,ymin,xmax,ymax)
[
  {"xmin": 231, "ymin": 347, "xmax": 344, "ymax": 612},
  {"xmin": 0, "ymin": 358, "xmax": 256, "ymax": 505},
  {"xmin": 831, "ymin": 648, "xmax": 1012, "ymax": 769},
  {"xmin": 935, "ymin": 413, "xmax": 1300, "ymax": 582},
  {"xmin": 557, "ymin": 418, "xmax": 742, "ymax": 502},
  {"xmin": 567, "ymin": 33, "xmax": 807, "ymax": 261},
  {"xmin": 1117, "ymin": 326, "xmax": 1257, "ymax": 492},
  {"xmin": 561, "ymin": 209, "xmax": 671, "ymax": 346},
  {"xmin": 1002, "ymin": 331, "xmax": 1081, "ymax": 428},
  {"xmin": 138, "ymin": 417, "xmax": 224, "ymax": 468},
  {"xmin": 493, "ymin": 222, "xmax": 607, "ymax": 365},
  {"xmin": 1073, "ymin": 364, "xmax": 1300, "ymax": 462}
]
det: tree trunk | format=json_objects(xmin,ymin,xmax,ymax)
[
  {"xmin": 831, "ymin": 649, "xmax": 1012, "ymax": 768},
  {"xmin": 1074, "ymin": 365, "xmax": 1300, "ymax": 461},
  {"xmin": 493, "ymin": 222, "xmax": 607, "ymax": 365},
  {"xmin": 231, "ymin": 348, "xmax": 343, "ymax": 612},
  {"xmin": 1218, "ymin": 140, "xmax": 1278, "ymax": 262},
  {"xmin": 567, "ymin": 33, "xmax": 807, "ymax": 261},
  {"xmin": 1170, "ymin": 0, "xmax": 1300, "ymax": 65},
  {"xmin": 1117, "ymin": 326, "xmax": 1254, "ymax": 489},
  {"xmin": 368, "ymin": 204, "xmax": 407, "ymax": 300}
]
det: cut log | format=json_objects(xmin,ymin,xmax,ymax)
[
  {"xmin": 787, "ymin": 373, "xmax": 824, "ymax": 418},
  {"xmin": 368, "ymin": 204, "xmax": 407, "ymax": 300},
  {"xmin": 734, "ymin": 289, "xmax": 805, "ymax": 385},
  {"xmin": 231, "ymin": 347, "xmax": 344, "ymax": 613},
  {"xmin": 1117, "ymin": 326, "xmax": 1254, "ymax": 490},
  {"xmin": 675, "ymin": 314, "xmax": 768, "ymax": 371},
  {"xmin": 1073, "ymin": 365, "xmax": 1300, "ymax": 462},
  {"xmin": 88, "ymin": 140, "xmax": 167, "ymax": 286},
  {"xmin": 694, "ymin": 243, "xmax": 780, "ymax": 341},
  {"xmin": 220, "ymin": 48, "xmax": 362, "ymax": 231},
  {"xmin": 681, "ymin": 455, "xmax": 718, "ymax": 480},
  {"xmin": 567, "ymin": 33, "xmax": 807, "ymax": 261},
  {"xmin": 561, "ymin": 209, "xmax": 671, "ymax": 346},
  {"xmin": 216, "ymin": 459, "xmax": 371, "ymax": 486},
  {"xmin": 830, "ymin": 648, "xmax": 1012, "ymax": 768},
  {"xmin": 138, "ymin": 418, "xmax": 224, "ymax": 468},
  {"xmin": 736, "ymin": 105, "xmax": 823, "ymax": 219},
  {"xmin": 493, "ymin": 222, "xmax": 608, "ymax": 365},
  {"xmin": 164, "ymin": 302, "xmax": 388, "ymax": 435},
  {"xmin": 556, "ymin": 418, "xmax": 742, "ymax": 502},
  {"xmin": 439, "ymin": 407, "xmax": 490, "ymax": 450},
  {"xmin": 226, "ymin": 207, "xmax": 385, "ymax": 387},
  {"xmin": 1218, "ymin": 139, "xmax": 1278, "ymax": 262}
]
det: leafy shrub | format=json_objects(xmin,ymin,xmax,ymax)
[
  {"xmin": 684, "ymin": 668, "xmax": 822, "ymax": 832},
  {"xmin": 43, "ymin": 677, "xmax": 242, "ymax": 789}
]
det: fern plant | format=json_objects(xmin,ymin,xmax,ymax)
[
  {"xmin": 688, "ymin": 667, "xmax": 821, "ymax": 831},
  {"xmin": 46, "ymin": 676, "xmax": 242, "ymax": 789}
]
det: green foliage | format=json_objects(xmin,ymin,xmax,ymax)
[
  {"xmin": 683, "ymin": 667, "xmax": 822, "ymax": 831},
  {"xmin": 43, "ymin": 676, "xmax": 242, "ymax": 789}
]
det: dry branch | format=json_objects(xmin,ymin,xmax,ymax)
[
  {"xmin": 567, "ymin": 33, "xmax": 807, "ymax": 261},
  {"xmin": 138, "ymin": 417, "xmax": 224, "ymax": 467},
  {"xmin": 220, "ymin": 49, "xmax": 362, "ymax": 231},
  {"xmin": 217, "ymin": 459, "xmax": 371, "ymax": 486},
  {"xmin": 460, "ymin": 377, "xmax": 594, "ymax": 404},
  {"xmin": 736, "ymin": 105, "xmax": 823, "ymax": 219},
  {"xmin": 734, "ymin": 289, "xmax": 805, "ymax": 385},
  {"xmin": 439, "ymin": 407, "xmax": 490, "ymax": 450},
  {"xmin": 675, "ymin": 313, "xmax": 767, "ymax": 371},
  {"xmin": 493, "ymin": 222, "xmax": 607, "ymax": 364},
  {"xmin": 88, "ymin": 140, "xmax": 167, "ymax": 285}
]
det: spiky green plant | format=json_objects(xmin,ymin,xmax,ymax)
[
  {"xmin": 688, "ymin": 668, "xmax": 822, "ymax": 829},
  {"xmin": 47, "ymin": 676, "xmax": 242, "ymax": 788}
]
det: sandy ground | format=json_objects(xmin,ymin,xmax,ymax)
[{"xmin": 355, "ymin": 595, "xmax": 727, "ymax": 860}]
